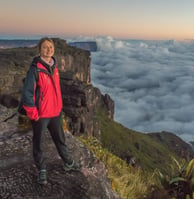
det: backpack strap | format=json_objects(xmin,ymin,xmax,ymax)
[
  {"xmin": 36, "ymin": 68, "xmax": 52, "ymax": 77},
  {"xmin": 31, "ymin": 60, "xmax": 51, "ymax": 81}
]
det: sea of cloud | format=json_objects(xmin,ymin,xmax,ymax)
[{"xmin": 68, "ymin": 36, "xmax": 194, "ymax": 142}]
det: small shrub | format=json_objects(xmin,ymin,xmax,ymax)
[
  {"xmin": 158, "ymin": 157, "xmax": 194, "ymax": 199},
  {"xmin": 79, "ymin": 136, "xmax": 157, "ymax": 199}
]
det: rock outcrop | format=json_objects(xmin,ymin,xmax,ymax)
[
  {"xmin": 60, "ymin": 72, "xmax": 114, "ymax": 137},
  {"xmin": 0, "ymin": 40, "xmax": 98, "ymax": 52},
  {"xmin": 0, "ymin": 38, "xmax": 114, "ymax": 137},
  {"xmin": 0, "ymin": 38, "xmax": 117, "ymax": 198},
  {"xmin": 68, "ymin": 41, "xmax": 97, "ymax": 52},
  {"xmin": 0, "ymin": 39, "xmax": 39, "ymax": 49},
  {"xmin": 0, "ymin": 38, "xmax": 91, "ymax": 94},
  {"xmin": 148, "ymin": 131, "xmax": 194, "ymax": 161},
  {"xmin": 0, "ymin": 104, "xmax": 120, "ymax": 199}
]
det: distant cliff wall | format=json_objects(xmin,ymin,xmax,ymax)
[
  {"xmin": 68, "ymin": 41, "xmax": 97, "ymax": 52},
  {"xmin": 0, "ymin": 104, "xmax": 120, "ymax": 199}
]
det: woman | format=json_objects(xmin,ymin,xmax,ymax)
[{"xmin": 22, "ymin": 38, "xmax": 80, "ymax": 185}]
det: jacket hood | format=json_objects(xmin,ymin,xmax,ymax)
[{"xmin": 31, "ymin": 56, "xmax": 56, "ymax": 74}]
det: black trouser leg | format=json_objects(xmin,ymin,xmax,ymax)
[
  {"xmin": 48, "ymin": 113, "xmax": 73, "ymax": 164},
  {"xmin": 31, "ymin": 118, "xmax": 50, "ymax": 170}
]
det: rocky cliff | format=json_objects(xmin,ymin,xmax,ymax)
[
  {"xmin": 0, "ymin": 39, "xmax": 193, "ymax": 198},
  {"xmin": 0, "ymin": 39, "xmax": 39, "ymax": 49},
  {"xmin": 0, "ymin": 39, "xmax": 97, "ymax": 52},
  {"xmin": 0, "ymin": 105, "xmax": 120, "ymax": 199},
  {"xmin": 68, "ymin": 41, "xmax": 97, "ymax": 52},
  {"xmin": 0, "ymin": 38, "xmax": 118, "ymax": 199},
  {"xmin": 0, "ymin": 38, "xmax": 91, "ymax": 93},
  {"xmin": 60, "ymin": 73, "xmax": 114, "ymax": 137},
  {"xmin": 0, "ymin": 38, "xmax": 114, "ymax": 137}
]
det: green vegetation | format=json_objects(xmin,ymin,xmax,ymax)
[
  {"xmin": 79, "ymin": 136, "xmax": 158, "ymax": 199},
  {"xmin": 79, "ymin": 136, "xmax": 193, "ymax": 199},
  {"xmin": 158, "ymin": 157, "xmax": 194, "ymax": 199},
  {"xmin": 79, "ymin": 109, "xmax": 193, "ymax": 199},
  {"xmin": 95, "ymin": 109, "xmax": 182, "ymax": 173}
]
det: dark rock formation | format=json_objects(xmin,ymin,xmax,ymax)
[
  {"xmin": 0, "ymin": 105, "xmax": 120, "ymax": 199},
  {"xmin": 0, "ymin": 38, "xmax": 91, "ymax": 95},
  {"xmin": 60, "ymin": 73, "xmax": 114, "ymax": 137},
  {"xmin": 0, "ymin": 94, "xmax": 19, "ymax": 108},
  {"xmin": 54, "ymin": 38, "xmax": 91, "ymax": 84},
  {"xmin": 68, "ymin": 41, "xmax": 97, "ymax": 52},
  {"xmin": 148, "ymin": 131, "xmax": 194, "ymax": 161},
  {"xmin": 0, "ymin": 38, "xmax": 114, "ymax": 136},
  {"xmin": 0, "ymin": 39, "xmax": 117, "ymax": 198},
  {"xmin": 0, "ymin": 40, "xmax": 98, "ymax": 52},
  {"xmin": 0, "ymin": 39, "xmax": 39, "ymax": 49}
]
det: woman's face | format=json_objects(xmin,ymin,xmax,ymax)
[{"xmin": 40, "ymin": 40, "xmax": 54, "ymax": 59}]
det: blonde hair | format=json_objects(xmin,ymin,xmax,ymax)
[{"xmin": 38, "ymin": 37, "xmax": 54, "ymax": 52}]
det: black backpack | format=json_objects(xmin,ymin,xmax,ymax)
[
  {"xmin": 17, "ymin": 66, "xmax": 51, "ymax": 115},
  {"xmin": 18, "ymin": 67, "xmax": 39, "ymax": 115}
]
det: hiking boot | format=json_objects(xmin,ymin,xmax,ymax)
[
  {"xmin": 63, "ymin": 160, "xmax": 81, "ymax": 172},
  {"xmin": 37, "ymin": 169, "xmax": 47, "ymax": 185}
]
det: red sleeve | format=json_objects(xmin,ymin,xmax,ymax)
[{"xmin": 23, "ymin": 105, "xmax": 39, "ymax": 121}]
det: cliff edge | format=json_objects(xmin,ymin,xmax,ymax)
[{"xmin": 0, "ymin": 105, "xmax": 120, "ymax": 199}]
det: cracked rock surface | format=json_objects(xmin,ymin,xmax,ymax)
[{"xmin": 0, "ymin": 105, "xmax": 120, "ymax": 199}]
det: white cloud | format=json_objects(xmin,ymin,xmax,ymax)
[{"xmin": 90, "ymin": 37, "xmax": 194, "ymax": 142}]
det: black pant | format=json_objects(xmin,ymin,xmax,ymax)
[{"xmin": 31, "ymin": 113, "xmax": 73, "ymax": 170}]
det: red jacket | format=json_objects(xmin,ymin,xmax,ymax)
[{"xmin": 22, "ymin": 56, "xmax": 62, "ymax": 120}]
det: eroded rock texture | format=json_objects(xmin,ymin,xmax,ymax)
[
  {"xmin": 0, "ymin": 38, "xmax": 114, "ymax": 137},
  {"xmin": 0, "ymin": 105, "xmax": 120, "ymax": 199},
  {"xmin": 60, "ymin": 74, "xmax": 114, "ymax": 137}
]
